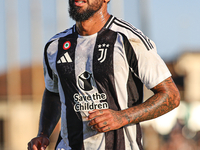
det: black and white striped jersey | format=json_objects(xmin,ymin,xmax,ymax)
[{"xmin": 43, "ymin": 15, "xmax": 171, "ymax": 150}]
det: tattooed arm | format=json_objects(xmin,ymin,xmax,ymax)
[
  {"xmin": 88, "ymin": 77, "xmax": 180, "ymax": 132},
  {"xmin": 126, "ymin": 77, "xmax": 180, "ymax": 123}
]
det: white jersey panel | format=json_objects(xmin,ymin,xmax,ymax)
[
  {"xmin": 124, "ymin": 124, "xmax": 140, "ymax": 150},
  {"xmin": 44, "ymin": 39, "xmax": 59, "ymax": 93},
  {"xmin": 129, "ymin": 39, "xmax": 171, "ymax": 89},
  {"xmin": 74, "ymin": 34, "xmax": 106, "ymax": 149},
  {"xmin": 113, "ymin": 33, "xmax": 141, "ymax": 150},
  {"xmin": 108, "ymin": 16, "xmax": 171, "ymax": 89},
  {"xmin": 113, "ymin": 33, "xmax": 129, "ymax": 110}
]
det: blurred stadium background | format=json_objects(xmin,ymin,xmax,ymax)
[{"xmin": 0, "ymin": 0, "xmax": 200, "ymax": 150}]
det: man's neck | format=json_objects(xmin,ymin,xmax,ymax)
[{"xmin": 75, "ymin": 7, "xmax": 110, "ymax": 36}]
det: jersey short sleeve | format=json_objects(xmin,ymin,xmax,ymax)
[
  {"xmin": 129, "ymin": 38, "xmax": 171, "ymax": 89},
  {"xmin": 43, "ymin": 40, "xmax": 59, "ymax": 93}
]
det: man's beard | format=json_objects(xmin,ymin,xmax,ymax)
[{"xmin": 68, "ymin": 0, "xmax": 103, "ymax": 22}]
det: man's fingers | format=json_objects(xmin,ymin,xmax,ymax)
[
  {"xmin": 88, "ymin": 112, "xmax": 112, "ymax": 132},
  {"xmin": 27, "ymin": 136, "xmax": 50, "ymax": 150},
  {"xmin": 40, "ymin": 137, "xmax": 50, "ymax": 150},
  {"xmin": 88, "ymin": 109, "xmax": 108, "ymax": 120},
  {"xmin": 41, "ymin": 138, "xmax": 50, "ymax": 150},
  {"xmin": 89, "ymin": 116, "xmax": 108, "ymax": 126},
  {"xmin": 40, "ymin": 145, "xmax": 46, "ymax": 150},
  {"xmin": 88, "ymin": 109, "xmax": 125, "ymax": 133},
  {"xmin": 33, "ymin": 144, "xmax": 39, "ymax": 150},
  {"xmin": 88, "ymin": 113, "xmax": 109, "ymax": 127},
  {"xmin": 92, "ymin": 123, "xmax": 111, "ymax": 133},
  {"xmin": 28, "ymin": 140, "xmax": 39, "ymax": 150},
  {"xmin": 94, "ymin": 121, "xmax": 108, "ymax": 128}
]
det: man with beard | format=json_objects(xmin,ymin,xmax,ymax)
[{"xmin": 28, "ymin": 0, "xmax": 180, "ymax": 150}]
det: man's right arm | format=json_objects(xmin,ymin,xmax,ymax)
[{"xmin": 28, "ymin": 88, "xmax": 61, "ymax": 150}]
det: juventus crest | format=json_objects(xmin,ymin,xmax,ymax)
[{"xmin": 98, "ymin": 44, "xmax": 109, "ymax": 63}]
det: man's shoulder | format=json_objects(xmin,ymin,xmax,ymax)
[
  {"xmin": 48, "ymin": 25, "xmax": 75, "ymax": 43},
  {"xmin": 108, "ymin": 16, "xmax": 155, "ymax": 51},
  {"xmin": 43, "ymin": 25, "xmax": 76, "ymax": 54},
  {"xmin": 108, "ymin": 17, "xmax": 141, "ymax": 41}
]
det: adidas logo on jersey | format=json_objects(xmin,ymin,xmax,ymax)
[
  {"xmin": 98, "ymin": 44, "xmax": 109, "ymax": 63},
  {"xmin": 57, "ymin": 52, "xmax": 72, "ymax": 64}
]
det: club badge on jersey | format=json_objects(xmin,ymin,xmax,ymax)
[
  {"xmin": 97, "ymin": 44, "xmax": 109, "ymax": 63},
  {"xmin": 57, "ymin": 41, "xmax": 73, "ymax": 64},
  {"xmin": 63, "ymin": 41, "xmax": 71, "ymax": 50}
]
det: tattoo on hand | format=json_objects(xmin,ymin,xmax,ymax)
[
  {"xmin": 103, "ymin": 127, "xmax": 110, "ymax": 132},
  {"xmin": 103, "ymin": 122, "xmax": 107, "ymax": 125}
]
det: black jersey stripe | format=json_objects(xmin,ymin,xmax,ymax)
[
  {"xmin": 73, "ymin": 25, "xmax": 76, "ymax": 33},
  {"xmin": 119, "ymin": 33, "xmax": 144, "ymax": 106},
  {"xmin": 104, "ymin": 15, "xmax": 115, "ymax": 29},
  {"xmin": 121, "ymin": 33, "xmax": 144, "ymax": 149},
  {"xmin": 119, "ymin": 33, "xmax": 139, "ymax": 76},
  {"xmin": 93, "ymin": 28, "xmax": 125, "ymax": 150},
  {"xmin": 113, "ymin": 18, "xmax": 154, "ymax": 50},
  {"xmin": 55, "ymin": 132, "xmax": 62, "ymax": 150},
  {"xmin": 56, "ymin": 32, "xmax": 85, "ymax": 150},
  {"xmin": 136, "ymin": 124, "xmax": 143, "ymax": 150},
  {"xmin": 44, "ymin": 40, "xmax": 55, "ymax": 80}
]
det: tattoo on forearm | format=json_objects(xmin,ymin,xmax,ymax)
[
  {"xmin": 128, "ymin": 77, "xmax": 179, "ymax": 124},
  {"xmin": 125, "ymin": 114, "xmax": 131, "ymax": 124}
]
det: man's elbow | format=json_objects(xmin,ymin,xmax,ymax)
[{"xmin": 172, "ymin": 89, "xmax": 181, "ymax": 108}]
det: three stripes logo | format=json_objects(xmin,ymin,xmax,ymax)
[
  {"xmin": 57, "ymin": 52, "xmax": 72, "ymax": 64},
  {"xmin": 98, "ymin": 44, "xmax": 109, "ymax": 63}
]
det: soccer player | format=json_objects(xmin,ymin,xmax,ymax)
[{"xmin": 27, "ymin": 0, "xmax": 180, "ymax": 150}]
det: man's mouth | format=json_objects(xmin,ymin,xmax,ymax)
[
  {"xmin": 76, "ymin": 1, "xmax": 85, "ymax": 3},
  {"xmin": 74, "ymin": 0, "xmax": 86, "ymax": 6}
]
